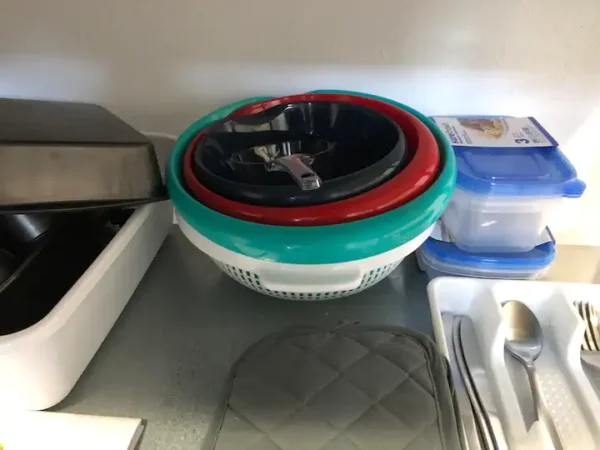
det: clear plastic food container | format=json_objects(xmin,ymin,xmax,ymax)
[
  {"xmin": 417, "ymin": 222, "xmax": 555, "ymax": 280},
  {"xmin": 433, "ymin": 116, "xmax": 585, "ymax": 252}
]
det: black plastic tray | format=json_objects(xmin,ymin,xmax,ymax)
[{"xmin": 0, "ymin": 212, "xmax": 121, "ymax": 335}]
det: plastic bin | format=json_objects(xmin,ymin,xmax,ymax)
[
  {"xmin": 0, "ymin": 201, "xmax": 172, "ymax": 410},
  {"xmin": 417, "ymin": 222, "xmax": 555, "ymax": 280},
  {"xmin": 433, "ymin": 116, "xmax": 585, "ymax": 252}
]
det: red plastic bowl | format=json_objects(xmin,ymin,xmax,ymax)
[{"xmin": 183, "ymin": 94, "xmax": 440, "ymax": 226}]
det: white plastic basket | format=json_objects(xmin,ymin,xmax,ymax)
[
  {"xmin": 177, "ymin": 211, "xmax": 433, "ymax": 300},
  {"xmin": 429, "ymin": 277, "xmax": 600, "ymax": 449},
  {"xmin": 0, "ymin": 202, "xmax": 172, "ymax": 411}
]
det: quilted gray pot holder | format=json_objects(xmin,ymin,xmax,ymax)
[{"xmin": 203, "ymin": 326, "xmax": 461, "ymax": 450}]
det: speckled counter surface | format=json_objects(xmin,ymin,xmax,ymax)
[{"xmin": 54, "ymin": 227, "xmax": 434, "ymax": 450}]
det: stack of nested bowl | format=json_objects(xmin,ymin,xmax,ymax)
[{"xmin": 167, "ymin": 91, "xmax": 456, "ymax": 300}]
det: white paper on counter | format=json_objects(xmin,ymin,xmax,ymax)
[{"xmin": 0, "ymin": 411, "xmax": 144, "ymax": 450}]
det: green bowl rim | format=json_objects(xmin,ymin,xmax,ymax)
[{"xmin": 167, "ymin": 91, "xmax": 456, "ymax": 264}]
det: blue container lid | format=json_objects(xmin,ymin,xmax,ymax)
[
  {"xmin": 421, "ymin": 226, "xmax": 555, "ymax": 272},
  {"xmin": 434, "ymin": 117, "xmax": 585, "ymax": 198},
  {"xmin": 455, "ymin": 146, "xmax": 585, "ymax": 198}
]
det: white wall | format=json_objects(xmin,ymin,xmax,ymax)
[{"xmin": 1, "ymin": 0, "xmax": 599, "ymax": 244}]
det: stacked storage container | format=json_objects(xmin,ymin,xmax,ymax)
[{"xmin": 417, "ymin": 116, "xmax": 585, "ymax": 279}]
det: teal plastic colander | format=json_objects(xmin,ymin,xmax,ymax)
[{"xmin": 167, "ymin": 92, "xmax": 456, "ymax": 264}]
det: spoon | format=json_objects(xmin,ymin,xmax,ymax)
[{"xmin": 502, "ymin": 300, "xmax": 563, "ymax": 449}]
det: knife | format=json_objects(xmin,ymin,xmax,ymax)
[
  {"xmin": 442, "ymin": 313, "xmax": 480, "ymax": 450},
  {"xmin": 459, "ymin": 316, "xmax": 508, "ymax": 450},
  {"xmin": 453, "ymin": 316, "xmax": 496, "ymax": 449}
]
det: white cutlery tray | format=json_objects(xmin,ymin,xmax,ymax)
[
  {"xmin": 0, "ymin": 201, "xmax": 172, "ymax": 411},
  {"xmin": 429, "ymin": 277, "xmax": 600, "ymax": 450}
]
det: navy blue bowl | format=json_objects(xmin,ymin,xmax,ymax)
[{"xmin": 192, "ymin": 101, "xmax": 409, "ymax": 207}]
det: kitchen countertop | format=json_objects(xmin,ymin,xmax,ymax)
[
  {"xmin": 54, "ymin": 227, "xmax": 434, "ymax": 449},
  {"xmin": 53, "ymin": 226, "xmax": 600, "ymax": 449}
]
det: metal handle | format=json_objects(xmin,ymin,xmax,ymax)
[
  {"xmin": 526, "ymin": 363, "xmax": 564, "ymax": 450},
  {"xmin": 270, "ymin": 154, "xmax": 321, "ymax": 191},
  {"xmin": 525, "ymin": 363, "xmax": 541, "ymax": 424}
]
